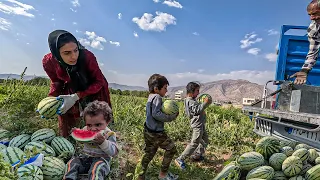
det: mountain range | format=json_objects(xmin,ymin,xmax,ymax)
[{"xmin": 0, "ymin": 74, "xmax": 266, "ymax": 104}]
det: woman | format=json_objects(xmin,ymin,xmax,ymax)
[{"xmin": 42, "ymin": 29, "xmax": 112, "ymax": 137}]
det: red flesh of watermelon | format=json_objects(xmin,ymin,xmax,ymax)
[{"xmin": 71, "ymin": 128, "xmax": 98, "ymax": 142}]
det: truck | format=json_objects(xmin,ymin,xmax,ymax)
[{"xmin": 242, "ymin": 25, "xmax": 320, "ymax": 150}]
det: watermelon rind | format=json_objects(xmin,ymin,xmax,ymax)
[
  {"xmin": 307, "ymin": 149, "xmax": 319, "ymax": 164},
  {"xmin": 37, "ymin": 97, "xmax": 62, "ymax": 119},
  {"xmin": 255, "ymin": 136, "xmax": 280, "ymax": 160},
  {"xmin": 269, "ymin": 153, "xmax": 287, "ymax": 171},
  {"xmin": 51, "ymin": 136, "xmax": 75, "ymax": 157},
  {"xmin": 40, "ymin": 156, "xmax": 66, "ymax": 180},
  {"xmin": 0, "ymin": 143, "xmax": 7, "ymax": 151},
  {"xmin": 24, "ymin": 141, "xmax": 56, "ymax": 157},
  {"xmin": 9, "ymin": 134, "xmax": 31, "ymax": 149},
  {"xmin": 236, "ymin": 151, "xmax": 264, "ymax": 171},
  {"xmin": 161, "ymin": 100, "xmax": 179, "ymax": 115},
  {"xmin": 280, "ymin": 146, "xmax": 294, "ymax": 157},
  {"xmin": 31, "ymin": 128, "xmax": 56, "ymax": 144},
  {"xmin": 305, "ymin": 164, "xmax": 320, "ymax": 180},
  {"xmin": 246, "ymin": 165, "xmax": 274, "ymax": 180},
  {"xmin": 292, "ymin": 148, "xmax": 309, "ymax": 163},
  {"xmin": 17, "ymin": 164, "xmax": 43, "ymax": 180},
  {"xmin": 282, "ymin": 156, "xmax": 303, "ymax": 177},
  {"xmin": 71, "ymin": 128, "xmax": 104, "ymax": 142},
  {"xmin": 1, "ymin": 146, "xmax": 26, "ymax": 164},
  {"xmin": 272, "ymin": 171, "xmax": 287, "ymax": 180},
  {"xmin": 213, "ymin": 163, "xmax": 241, "ymax": 180}
]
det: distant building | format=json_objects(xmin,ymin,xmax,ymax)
[
  {"xmin": 242, "ymin": 98, "xmax": 257, "ymax": 106},
  {"xmin": 174, "ymin": 90, "xmax": 184, "ymax": 100}
]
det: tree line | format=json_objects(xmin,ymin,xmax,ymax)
[{"xmin": 0, "ymin": 77, "xmax": 150, "ymax": 98}]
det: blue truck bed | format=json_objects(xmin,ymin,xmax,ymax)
[
  {"xmin": 242, "ymin": 25, "xmax": 320, "ymax": 150},
  {"xmin": 276, "ymin": 25, "xmax": 320, "ymax": 86}
]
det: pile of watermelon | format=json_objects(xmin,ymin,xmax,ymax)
[
  {"xmin": 214, "ymin": 136, "xmax": 320, "ymax": 180},
  {"xmin": 0, "ymin": 128, "xmax": 75, "ymax": 180}
]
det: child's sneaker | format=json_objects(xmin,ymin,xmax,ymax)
[
  {"xmin": 158, "ymin": 172, "xmax": 179, "ymax": 180},
  {"xmin": 174, "ymin": 158, "xmax": 186, "ymax": 170},
  {"xmin": 191, "ymin": 154, "xmax": 205, "ymax": 162}
]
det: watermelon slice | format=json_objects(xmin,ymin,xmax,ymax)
[{"xmin": 71, "ymin": 128, "xmax": 105, "ymax": 142}]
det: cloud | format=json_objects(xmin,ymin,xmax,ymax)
[
  {"xmin": 79, "ymin": 31, "xmax": 107, "ymax": 50},
  {"xmin": 265, "ymin": 53, "xmax": 277, "ymax": 62},
  {"xmin": 70, "ymin": 8, "xmax": 77, "ymax": 12},
  {"xmin": 118, "ymin": 13, "xmax": 122, "ymax": 20},
  {"xmin": 247, "ymin": 48, "xmax": 261, "ymax": 55},
  {"xmin": 267, "ymin": 29, "xmax": 279, "ymax": 35},
  {"xmin": 109, "ymin": 41, "xmax": 120, "ymax": 47},
  {"xmin": 71, "ymin": 0, "xmax": 80, "ymax": 7},
  {"xmin": 132, "ymin": 11, "xmax": 176, "ymax": 32},
  {"xmin": 153, "ymin": 0, "xmax": 160, "ymax": 3},
  {"xmin": 73, "ymin": 22, "xmax": 77, "ymax": 25},
  {"xmin": 197, "ymin": 69, "xmax": 205, "ymax": 73},
  {"xmin": 193, "ymin": 32, "xmax": 199, "ymax": 36},
  {"xmin": 104, "ymin": 70, "xmax": 275, "ymax": 87},
  {"xmin": 133, "ymin": 31, "xmax": 139, "ymax": 38},
  {"xmin": 0, "ymin": 0, "xmax": 35, "ymax": 18},
  {"xmin": 163, "ymin": 0, "xmax": 183, "ymax": 8},
  {"xmin": 240, "ymin": 32, "xmax": 262, "ymax": 49},
  {"xmin": 0, "ymin": 17, "xmax": 11, "ymax": 31}
]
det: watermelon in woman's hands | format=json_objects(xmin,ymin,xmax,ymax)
[{"xmin": 71, "ymin": 128, "xmax": 105, "ymax": 143}]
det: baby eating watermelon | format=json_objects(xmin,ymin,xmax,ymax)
[{"xmin": 64, "ymin": 100, "xmax": 118, "ymax": 180}]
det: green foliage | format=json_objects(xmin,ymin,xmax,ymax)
[{"xmin": 0, "ymin": 75, "xmax": 259, "ymax": 179}]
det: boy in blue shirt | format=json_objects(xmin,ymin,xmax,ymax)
[{"xmin": 136, "ymin": 74, "xmax": 179, "ymax": 180}]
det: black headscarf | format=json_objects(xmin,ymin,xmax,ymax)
[{"xmin": 48, "ymin": 30, "xmax": 89, "ymax": 92}]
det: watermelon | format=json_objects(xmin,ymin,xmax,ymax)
[
  {"xmin": 246, "ymin": 165, "xmax": 274, "ymax": 180},
  {"xmin": 198, "ymin": 93, "xmax": 212, "ymax": 104},
  {"xmin": 17, "ymin": 164, "xmax": 43, "ymax": 180},
  {"xmin": 288, "ymin": 176, "xmax": 304, "ymax": 180},
  {"xmin": 213, "ymin": 163, "xmax": 241, "ymax": 180},
  {"xmin": 295, "ymin": 144, "xmax": 311, "ymax": 151},
  {"xmin": 256, "ymin": 136, "xmax": 280, "ymax": 160},
  {"xmin": 51, "ymin": 136, "xmax": 75, "ymax": 156},
  {"xmin": 1, "ymin": 146, "xmax": 26, "ymax": 164},
  {"xmin": 280, "ymin": 140, "xmax": 297, "ymax": 149},
  {"xmin": 24, "ymin": 141, "xmax": 56, "ymax": 157},
  {"xmin": 300, "ymin": 164, "xmax": 313, "ymax": 176},
  {"xmin": 71, "ymin": 128, "xmax": 103, "ymax": 142},
  {"xmin": 236, "ymin": 151, "xmax": 264, "ymax": 171},
  {"xmin": 161, "ymin": 100, "xmax": 179, "ymax": 115},
  {"xmin": 0, "ymin": 129, "xmax": 10, "ymax": 140},
  {"xmin": 315, "ymin": 157, "xmax": 320, "ymax": 165},
  {"xmin": 307, "ymin": 149, "xmax": 319, "ymax": 164},
  {"xmin": 36, "ymin": 96, "xmax": 63, "ymax": 119},
  {"xmin": 281, "ymin": 146, "xmax": 294, "ymax": 156},
  {"xmin": 305, "ymin": 164, "xmax": 320, "ymax": 180},
  {"xmin": 9, "ymin": 134, "xmax": 31, "ymax": 149},
  {"xmin": 273, "ymin": 171, "xmax": 287, "ymax": 180},
  {"xmin": 31, "ymin": 128, "xmax": 56, "ymax": 144},
  {"xmin": 292, "ymin": 148, "xmax": 309, "ymax": 163},
  {"xmin": 269, "ymin": 153, "xmax": 287, "ymax": 171},
  {"xmin": 40, "ymin": 156, "xmax": 66, "ymax": 180},
  {"xmin": 282, "ymin": 156, "xmax": 303, "ymax": 177},
  {"xmin": 0, "ymin": 143, "xmax": 7, "ymax": 151}
]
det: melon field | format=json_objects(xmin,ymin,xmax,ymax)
[{"xmin": 5, "ymin": 79, "xmax": 320, "ymax": 180}]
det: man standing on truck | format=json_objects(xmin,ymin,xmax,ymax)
[{"xmin": 291, "ymin": 0, "xmax": 320, "ymax": 84}]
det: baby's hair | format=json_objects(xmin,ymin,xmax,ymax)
[{"xmin": 83, "ymin": 100, "xmax": 113, "ymax": 123}]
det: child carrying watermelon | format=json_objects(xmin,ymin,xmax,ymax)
[
  {"xmin": 175, "ymin": 82, "xmax": 212, "ymax": 170},
  {"xmin": 135, "ymin": 74, "xmax": 179, "ymax": 180},
  {"xmin": 63, "ymin": 100, "xmax": 118, "ymax": 180}
]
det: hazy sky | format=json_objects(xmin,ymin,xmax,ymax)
[{"xmin": 0, "ymin": 0, "xmax": 311, "ymax": 87}]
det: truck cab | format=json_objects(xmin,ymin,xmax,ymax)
[{"xmin": 242, "ymin": 25, "xmax": 320, "ymax": 150}]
